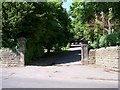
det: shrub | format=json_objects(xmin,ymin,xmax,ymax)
[
  {"xmin": 89, "ymin": 41, "xmax": 98, "ymax": 49},
  {"xmin": 88, "ymin": 37, "xmax": 100, "ymax": 49},
  {"xmin": 99, "ymin": 32, "xmax": 120, "ymax": 48},
  {"xmin": 106, "ymin": 32, "xmax": 118, "ymax": 46},
  {"xmin": 25, "ymin": 39, "xmax": 44, "ymax": 64},
  {"xmin": 116, "ymin": 32, "xmax": 120, "ymax": 46},
  {"xmin": 99, "ymin": 35, "xmax": 107, "ymax": 47},
  {"xmin": 25, "ymin": 39, "xmax": 35, "ymax": 64},
  {"xmin": 89, "ymin": 32, "xmax": 120, "ymax": 49}
]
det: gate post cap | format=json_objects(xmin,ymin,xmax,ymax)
[{"xmin": 80, "ymin": 37, "xmax": 88, "ymax": 44}]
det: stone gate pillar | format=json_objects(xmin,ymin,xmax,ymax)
[
  {"xmin": 81, "ymin": 37, "xmax": 88, "ymax": 64},
  {"xmin": 17, "ymin": 37, "xmax": 26, "ymax": 66}
]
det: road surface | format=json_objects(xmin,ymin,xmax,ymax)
[{"xmin": 1, "ymin": 46, "xmax": 118, "ymax": 88}]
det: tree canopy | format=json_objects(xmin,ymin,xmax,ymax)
[
  {"xmin": 69, "ymin": 1, "xmax": 120, "ymax": 43},
  {"xmin": 2, "ymin": 2, "xmax": 72, "ymax": 63}
]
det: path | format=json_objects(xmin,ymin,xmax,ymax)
[
  {"xmin": 53, "ymin": 46, "xmax": 81, "ymax": 65},
  {"xmin": 32, "ymin": 45, "xmax": 81, "ymax": 66}
]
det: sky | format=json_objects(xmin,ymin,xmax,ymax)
[{"xmin": 62, "ymin": 0, "xmax": 73, "ymax": 12}]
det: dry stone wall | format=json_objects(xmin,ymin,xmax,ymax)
[
  {"xmin": 0, "ymin": 37, "xmax": 26, "ymax": 68},
  {"xmin": 88, "ymin": 49, "xmax": 96, "ymax": 64},
  {"xmin": 0, "ymin": 50, "xmax": 24, "ymax": 67},
  {"xmin": 88, "ymin": 46, "xmax": 120, "ymax": 71},
  {"xmin": 96, "ymin": 46, "xmax": 119, "ymax": 71}
]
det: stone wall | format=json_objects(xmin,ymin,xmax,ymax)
[
  {"xmin": 0, "ymin": 50, "xmax": 24, "ymax": 67},
  {"xmin": 88, "ymin": 49, "xmax": 96, "ymax": 64},
  {"xmin": 0, "ymin": 37, "xmax": 26, "ymax": 68},
  {"xmin": 96, "ymin": 46, "xmax": 119, "ymax": 71},
  {"xmin": 88, "ymin": 46, "xmax": 120, "ymax": 71}
]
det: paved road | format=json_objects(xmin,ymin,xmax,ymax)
[
  {"xmin": 2, "ymin": 65, "xmax": 118, "ymax": 88},
  {"xmin": 1, "ymin": 46, "xmax": 118, "ymax": 88}
]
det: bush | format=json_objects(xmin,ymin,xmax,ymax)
[
  {"xmin": 99, "ymin": 35, "xmax": 107, "ymax": 47},
  {"xmin": 106, "ymin": 32, "xmax": 118, "ymax": 46},
  {"xmin": 116, "ymin": 32, "xmax": 120, "ymax": 46},
  {"xmin": 25, "ymin": 39, "xmax": 35, "ymax": 64},
  {"xmin": 25, "ymin": 39, "xmax": 44, "ymax": 64},
  {"xmin": 91, "ymin": 41, "xmax": 99, "ymax": 49},
  {"xmin": 99, "ymin": 32, "xmax": 120, "ymax": 48},
  {"xmin": 88, "ymin": 32, "xmax": 120, "ymax": 49}
]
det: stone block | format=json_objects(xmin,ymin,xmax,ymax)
[
  {"xmin": 93, "ymin": 46, "xmax": 120, "ymax": 71},
  {"xmin": 0, "ymin": 49, "xmax": 25, "ymax": 67}
]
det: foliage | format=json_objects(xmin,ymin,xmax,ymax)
[
  {"xmin": 99, "ymin": 35, "xmax": 107, "ymax": 47},
  {"xmin": 2, "ymin": 2, "xmax": 34, "ymax": 48},
  {"xmin": 106, "ymin": 32, "xmax": 120, "ymax": 46},
  {"xmin": 98, "ymin": 32, "xmax": 120, "ymax": 48},
  {"xmin": 89, "ymin": 35, "xmax": 100, "ymax": 49},
  {"xmin": 69, "ymin": 1, "xmax": 120, "ymax": 44},
  {"xmin": 25, "ymin": 39, "xmax": 44, "ymax": 64},
  {"xmin": 0, "ymin": 3, "xmax": 2, "ymax": 48},
  {"xmin": 2, "ymin": 2, "xmax": 72, "ymax": 64}
]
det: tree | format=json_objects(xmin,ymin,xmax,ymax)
[
  {"xmin": 2, "ymin": 2, "xmax": 72, "ymax": 63},
  {"xmin": 0, "ymin": 3, "xmax": 1, "ymax": 27},
  {"xmin": 2, "ymin": 2, "xmax": 35, "ymax": 48},
  {"xmin": 69, "ymin": 1, "xmax": 120, "ymax": 43}
]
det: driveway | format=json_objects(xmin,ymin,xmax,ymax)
[{"xmin": 32, "ymin": 46, "xmax": 81, "ymax": 66}]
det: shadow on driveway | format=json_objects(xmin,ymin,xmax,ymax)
[{"xmin": 27, "ymin": 46, "xmax": 81, "ymax": 66}]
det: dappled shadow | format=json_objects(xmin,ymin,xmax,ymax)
[
  {"xmin": 52, "ymin": 49, "xmax": 81, "ymax": 65},
  {"xmin": 27, "ymin": 45, "xmax": 81, "ymax": 66}
]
